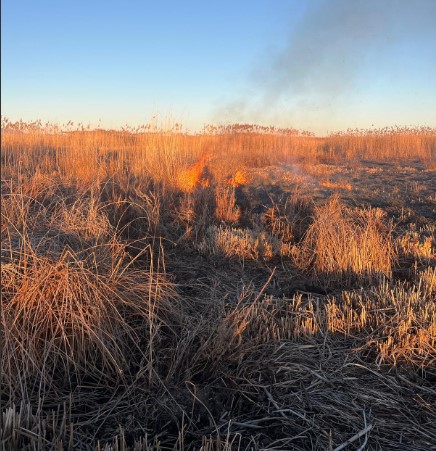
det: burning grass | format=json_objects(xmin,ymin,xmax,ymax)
[
  {"xmin": 176, "ymin": 156, "xmax": 211, "ymax": 193},
  {"xmin": 1, "ymin": 120, "xmax": 435, "ymax": 450}
]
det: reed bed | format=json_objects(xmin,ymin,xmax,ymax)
[{"xmin": 2, "ymin": 120, "xmax": 435, "ymax": 188}]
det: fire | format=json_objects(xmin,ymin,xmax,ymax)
[
  {"xmin": 177, "ymin": 151, "xmax": 211, "ymax": 192},
  {"xmin": 227, "ymin": 169, "xmax": 249, "ymax": 187},
  {"xmin": 177, "ymin": 154, "xmax": 249, "ymax": 192}
]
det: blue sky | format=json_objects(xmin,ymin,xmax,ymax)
[{"xmin": 2, "ymin": 0, "xmax": 436, "ymax": 134}]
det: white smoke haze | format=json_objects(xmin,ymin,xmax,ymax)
[{"xmin": 214, "ymin": 0, "xmax": 436, "ymax": 134}]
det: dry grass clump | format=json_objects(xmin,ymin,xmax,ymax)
[
  {"xmin": 263, "ymin": 206, "xmax": 294, "ymax": 243},
  {"xmin": 418, "ymin": 266, "xmax": 436, "ymax": 295},
  {"xmin": 1, "ymin": 175, "xmax": 100, "ymax": 241},
  {"xmin": 214, "ymin": 186, "xmax": 240, "ymax": 224},
  {"xmin": 2, "ymin": 179, "xmax": 117, "ymax": 254},
  {"xmin": 197, "ymin": 225, "xmax": 290, "ymax": 260},
  {"xmin": 398, "ymin": 229, "xmax": 435, "ymax": 262},
  {"xmin": 173, "ymin": 187, "xmax": 216, "ymax": 241},
  {"xmin": 1, "ymin": 234, "xmax": 178, "ymax": 400},
  {"xmin": 1, "ymin": 176, "xmax": 178, "ymax": 403},
  {"xmin": 1, "ymin": 190, "xmax": 48, "ymax": 237},
  {"xmin": 54, "ymin": 194, "xmax": 114, "ymax": 242},
  {"xmin": 262, "ymin": 189, "xmax": 314, "ymax": 243},
  {"xmin": 325, "ymin": 277, "xmax": 436, "ymax": 366},
  {"xmin": 357, "ymin": 279, "xmax": 435, "ymax": 365},
  {"xmin": 297, "ymin": 196, "xmax": 395, "ymax": 287}
]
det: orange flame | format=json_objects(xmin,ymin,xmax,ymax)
[
  {"xmin": 227, "ymin": 169, "xmax": 249, "ymax": 188},
  {"xmin": 177, "ymin": 150, "xmax": 211, "ymax": 192}
]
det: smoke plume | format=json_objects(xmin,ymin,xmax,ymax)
[{"xmin": 214, "ymin": 0, "xmax": 436, "ymax": 132}]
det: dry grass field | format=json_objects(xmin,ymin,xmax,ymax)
[{"xmin": 1, "ymin": 119, "xmax": 435, "ymax": 450}]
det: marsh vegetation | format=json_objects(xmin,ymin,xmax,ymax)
[{"xmin": 1, "ymin": 119, "xmax": 435, "ymax": 450}]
